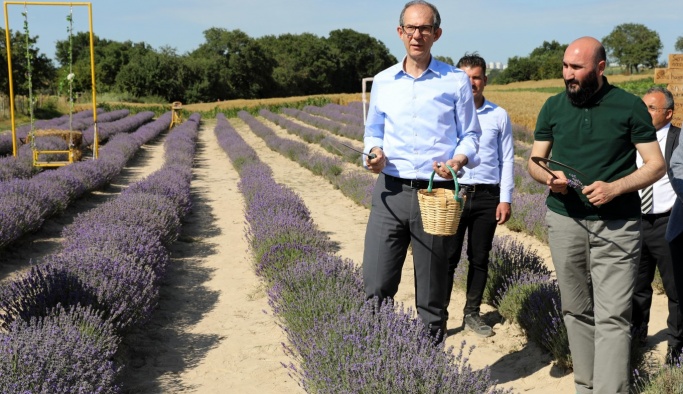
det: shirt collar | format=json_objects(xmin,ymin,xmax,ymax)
[
  {"xmin": 395, "ymin": 55, "xmax": 441, "ymax": 78},
  {"xmin": 657, "ymin": 123, "xmax": 671, "ymax": 141},
  {"xmin": 477, "ymin": 98, "xmax": 494, "ymax": 113}
]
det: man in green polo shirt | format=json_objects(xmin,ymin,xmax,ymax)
[{"xmin": 527, "ymin": 36, "xmax": 665, "ymax": 394}]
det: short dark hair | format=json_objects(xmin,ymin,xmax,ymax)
[
  {"xmin": 400, "ymin": 1, "xmax": 441, "ymax": 30},
  {"xmin": 456, "ymin": 52, "xmax": 487, "ymax": 75},
  {"xmin": 646, "ymin": 86, "xmax": 675, "ymax": 110}
]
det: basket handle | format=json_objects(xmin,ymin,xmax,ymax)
[{"xmin": 428, "ymin": 165, "xmax": 462, "ymax": 204}]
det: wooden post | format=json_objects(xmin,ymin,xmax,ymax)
[{"xmin": 654, "ymin": 54, "xmax": 683, "ymax": 128}]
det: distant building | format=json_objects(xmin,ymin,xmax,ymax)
[{"xmin": 487, "ymin": 62, "xmax": 507, "ymax": 70}]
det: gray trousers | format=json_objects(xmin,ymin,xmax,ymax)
[
  {"xmin": 363, "ymin": 173, "xmax": 458, "ymax": 336},
  {"xmin": 546, "ymin": 210, "xmax": 640, "ymax": 394}
]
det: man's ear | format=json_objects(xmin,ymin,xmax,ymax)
[
  {"xmin": 433, "ymin": 27, "xmax": 442, "ymax": 41},
  {"xmin": 597, "ymin": 59, "xmax": 606, "ymax": 76}
]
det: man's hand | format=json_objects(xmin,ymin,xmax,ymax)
[
  {"xmin": 496, "ymin": 202, "xmax": 511, "ymax": 225},
  {"xmin": 433, "ymin": 154, "xmax": 468, "ymax": 179},
  {"xmin": 366, "ymin": 147, "xmax": 386, "ymax": 174},
  {"xmin": 547, "ymin": 170, "xmax": 568, "ymax": 195},
  {"xmin": 582, "ymin": 181, "xmax": 617, "ymax": 206}
]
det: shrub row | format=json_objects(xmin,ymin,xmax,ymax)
[
  {"xmin": 0, "ymin": 113, "xmax": 200, "ymax": 392},
  {"xmin": 216, "ymin": 113, "xmax": 510, "ymax": 393},
  {"xmin": 0, "ymin": 109, "xmax": 103, "ymax": 155},
  {"xmin": 260, "ymin": 108, "xmax": 366, "ymax": 166},
  {"xmin": 0, "ymin": 111, "xmax": 158, "ymax": 183},
  {"xmin": 0, "ymin": 112, "xmax": 172, "ymax": 249},
  {"xmin": 238, "ymin": 110, "xmax": 375, "ymax": 209}
]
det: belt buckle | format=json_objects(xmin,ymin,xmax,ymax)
[
  {"xmin": 410, "ymin": 179, "xmax": 420, "ymax": 189},
  {"xmin": 463, "ymin": 184, "xmax": 475, "ymax": 193}
]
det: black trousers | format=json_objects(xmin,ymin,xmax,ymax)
[
  {"xmin": 670, "ymin": 231, "xmax": 683, "ymax": 342},
  {"xmin": 633, "ymin": 214, "xmax": 683, "ymax": 348},
  {"xmin": 362, "ymin": 173, "xmax": 459, "ymax": 340},
  {"xmin": 444, "ymin": 186, "xmax": 499, "ymax": 318}
]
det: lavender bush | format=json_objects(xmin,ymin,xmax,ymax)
[
  {"xmin": 268, "ymin": 255, "xmax": 365, "ymax": 338},
  {"xmin": 0, "ymin": 264, "xmax": 97, "ymax": 330},
  {"xmin": 496, "ymin": 273, "xmax": 552, "ymax": 324},
  {"xmin": 285, "ymin": 299, "xmax": 512, "ymax": 394},
  {"xmin": 42, "ymin": 247, "xmax": 159, "ymax": 333},
  {"xmin": 483, "ymin": 236, "xmax": 551, "ymax": 306},
  {"xmin": 0, "ymin": 304, "xmax": 120, "ymax": 394},
  {"xmin": 517, "ymin": 280, "xmax": 571, "ymax": 369}
]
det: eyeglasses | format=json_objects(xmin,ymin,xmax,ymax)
[
  {"xmin": 647, "ymin": 105, "xmax": 671, "ymax": 112},
  {"xmin": 401, "ymin": 25, "xmax": 433, "ymax": 36}
]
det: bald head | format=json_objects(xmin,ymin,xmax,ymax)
[{"xmin": 566, "ymin": 36, "xmax": 606, "ymax": 65}]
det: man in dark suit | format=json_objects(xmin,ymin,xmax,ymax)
[{"xmin": 632, "ymin": 86, "xmax": 682, "ymax": 366}]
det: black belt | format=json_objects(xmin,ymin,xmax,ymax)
[
  {"xmin": 460, "ymin": 184, "xmax": 500, "ymax": 193},
  {"xmin": 642, "ymin": 210, "xmax": 671, "ymax": 220},
  {"xmin": 383, "ymin": 173, "xmax": 455, "ymax": 190}
]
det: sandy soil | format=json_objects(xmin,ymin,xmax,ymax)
[{"xmin": 0, "ymin": 117, "xmax": 672, "ymax": 393}]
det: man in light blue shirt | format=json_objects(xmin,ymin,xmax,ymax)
[
  {"xmin": 362, "ymin": 0, "xmax": 481, "ymax": 344},
  {"xmin": 444, "ymin": 53, "xmax": 514, "ymax": 338}
]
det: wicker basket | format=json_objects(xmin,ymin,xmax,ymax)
[{"xmin": 417, "ymin": 165, "xmax": 465, "ymax": 236}]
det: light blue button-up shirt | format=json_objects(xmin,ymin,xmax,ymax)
[
  {"xmin": 459, "ymin": 99, "xmax": 515, "ymax": 203},
  {"xmin": 364, "ymin": 57, "xmax": 481, "ymax": 181}
]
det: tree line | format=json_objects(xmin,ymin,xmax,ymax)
[
  {"xmin": 490, "ymin": 24, "xmax": 678, "ymax": 84},
  {"xmin": 0, "ymin": 27, "xmax": 397, "ymax": 104}
]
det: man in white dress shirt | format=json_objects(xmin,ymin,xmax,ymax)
[
  {"xmin": 443, "ymin": 53, "xmax": 514, "ymax": 337},
  {"xmin": 362, "ymin": 1, "xmax": 481, "ymax": 345},
  {"xmin": 632, "ymin": 86, "xmax": 682, "ymax": 365}
]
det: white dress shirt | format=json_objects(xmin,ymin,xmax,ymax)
[
  {"xmin": 458, "ymin": 99, "xmax": 514, "ymax": 203},
  {"xmin": 636, "ymin": 123, "xmax": 677, "ymax": 214},
  {"xmin": 364, "ymin": 57, "xmax": 481, "ymax": 181}
]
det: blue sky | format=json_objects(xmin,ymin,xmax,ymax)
[{"xmin": 3, "ymin": 0, "xmax": 681, "ymax": 69}]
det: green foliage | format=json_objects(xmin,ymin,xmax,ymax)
[
  {"xmin": 260, "ymin": 32, "xmax": 339, "ymax": 96},
  {"xmin": 603, "ymin": 23, "xmax": 662, "ymax": 73},
  {"xmin": 497, "ymin": 281, "xmax": 542, "ymax": 324},
  {"xmin": 676, "ymin": 36, "xmax": 683, "ymax": 53},
  {"xmin": 636, "ymin": 366, "xmax": 683, "ymax": 394},
  {"xmin": 613, "ymin": 77, "xmax": 665, "ymax": 96},
  {"xmin": 326, "ymin": 29, "xmax": 397, "ymax": 93},
  {"xmin": 492, "ymin": 40, "xmax": 566, "ymax": 84},
  {"xmin": 0, "ymin": 27, "xmax": 56, "ymax": 97}
]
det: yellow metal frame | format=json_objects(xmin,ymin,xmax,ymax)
[
  {"xmin": 170, "ymin": 101, "xmax": 182, "ymax": 129},
  {"xmin": 3, "ymin": 1, "xmax": 99, "ymax": 167}
]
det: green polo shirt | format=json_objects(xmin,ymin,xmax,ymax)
[{"xmin": 534, "ymin": 77, "xmax": 656, "ymax": 220}]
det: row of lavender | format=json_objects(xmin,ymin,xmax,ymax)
[
  {"xmin": 0, "ymin": 112, "xmax": 172, "ymax": 249},
  {"xmin": 215, "ymin": 113, "xmax": 510, "ymax": 393},
  {"xmin": 0, "ymin": 113, "xmax": 200, "ymax": 392},
  {"xmin": 241, "ymin": 106, "xmax": 573, "ymax": 371},
  {"xmin": 0, "ymin": 111, "xmax": 156, "ymax": 183},
  {"xmin": 0, "ymin": 108, "xmax": 132, "ymax": 157},
  {"xmin": 0, "ymin": 109, "xmax": 102, "ymax": 155},
  {"xmin": 238, "ymin": 110, "xmax": 375, "ymax": 208}
]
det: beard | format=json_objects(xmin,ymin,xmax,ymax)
[{"xmin": 564, "ymin": 71, "xmax": 600, "ymax": 106}]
